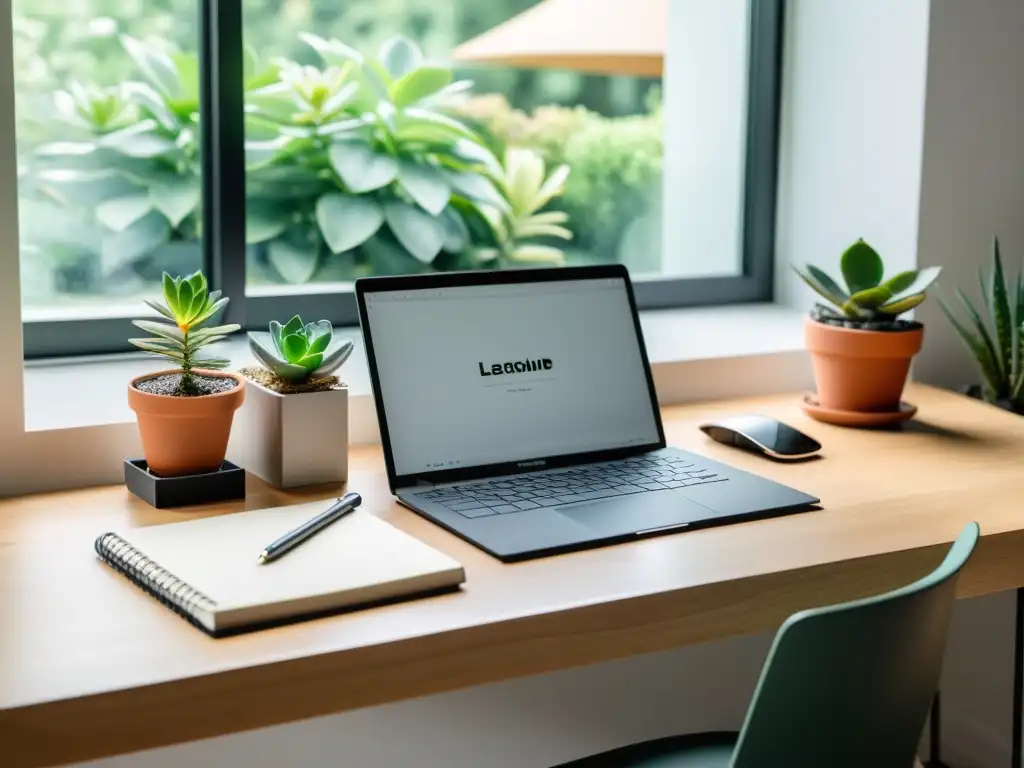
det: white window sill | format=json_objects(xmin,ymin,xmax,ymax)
[{"xmin": 23, "ymin": 303, "xmax": 812, "ymax": 439}]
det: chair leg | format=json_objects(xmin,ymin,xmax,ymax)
[
  {"xmin": 1013, "ymin": 586, "xmax": 1024, "ymax": 768},
  {"xmin": 924, "ymin": 692, "xmax": 951, "ymax": 768}
]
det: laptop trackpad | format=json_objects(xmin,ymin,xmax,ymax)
[{"xmin": 556, "ymin": 490, "xmax": 712, "ymax": 537}]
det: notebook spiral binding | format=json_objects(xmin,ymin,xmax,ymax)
[{"xmin": 95, "ymin": 532, "xmax": 218, "ymax": 633}]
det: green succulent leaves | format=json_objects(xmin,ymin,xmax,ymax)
[
  {"xmin": 939, "ymin": 236, "xmax": 1024, "ymax": 411},
  {"xmin": 129, "ymin": 271, "xmax": 240, "ymax": 394},
  {"xmin": 840, "ymin": 240, "xmax": 884, "ymax": 294},
  {"xmin": 249, "ymin": 315, "xmax": 354, "ymax": 382},
  {"xmin": 274, "ymin": 315, "xmax": 330, "ymax": 372},
  {"xmin": 793, "ymin": 238, "xmax": 941, "ymax": 320}
]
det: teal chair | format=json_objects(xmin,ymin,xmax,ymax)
[{"xmin": 554, "ymin": 522, "xmax": 979, "ymax": 768}]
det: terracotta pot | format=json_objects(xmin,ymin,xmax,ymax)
[
  {"xmin": 805, "ymin": 317, "xmax": 923, "ymax": 412},
  {"xmin": 128, "ymin": 369, "xmax": 245, "ymax": 477}
]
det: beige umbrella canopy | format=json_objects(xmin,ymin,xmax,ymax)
[{"xmin": 452, "ymin": 0, "xmax": 667, "ymax": 77}]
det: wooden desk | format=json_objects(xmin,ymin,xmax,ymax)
[{"xmin": 3, "ymin": 384, "xmax": 1024, "ymax": 767}]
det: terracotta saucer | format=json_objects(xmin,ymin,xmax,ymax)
[{"xmin": 801, "ymin": 395, "xmax": 917, "ymax": 428}]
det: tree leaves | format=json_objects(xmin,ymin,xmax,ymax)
[
  {"xmin": 438, "ymin": 206, "xmax": 470, "ymax": 253},
  {"xmin": 383, "ymin": 200, "xmax": 445, "ymax": 263},
  {"xmin": 268, "ymin": 229, "xmax": 321, "ymax": 284},
  {"xmin": 380, "ymin": 36, "xmax": 422, "ymax": 79},
  {"xmin": 398, "ymin": 161, "xmax": 450, "ymax": 215},
  {"xmin": 445, "ymin": 170, "xmax": 508, "ymax": 211},
  {"xmin": 100, "ymin": 121, "xmax": 177, "ymax": 158},
  {"xmin": 123, "ymin": 81, "xmax": 177, "ymax": 131},
  {"xmin": 96, "ymin": 193, "xmax": 152, "ymax": 232},
  {"xmin": 246, "ymin": 203, "xmax": 292, "ymax": 245},
  {"xmin": 101, "ymin": 211, "xmax": 170, "ymax": 274},
  {"xmin": 391, "ymin": 67, "xmax": 452, "ymax": 108},
  {"xmin": 316, "ymin": 192, "xmax": 384, "ymax": 253},
  {"xmin": 329, "ymin": 142, "xmax": 398, "ymax": 192},
  {"xmin": 150, "ymin": 176, "xmax": 200, "ymax": 228},
  {"xmin": 121, "ymin": 35, "xmax": 179, "ymax": 97}
]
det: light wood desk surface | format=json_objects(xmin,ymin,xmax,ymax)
[{"xmin": 4, "ymin": 384, "xmax": 1024, "ymax": 766}]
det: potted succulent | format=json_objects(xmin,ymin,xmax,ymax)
[
  {"xmin": 795, "ymin": 239, "xmax": 941, "ymax": 420},
  {"xmin": 230, "ymin": 316, "xmax": 354, "ymax": 488},
  {"xmin": 128, "ymin": 271, "xmax": 243, "ymax": 476},
  {"xmin": 939, "ymin": 237, "xmax": 1024, "ymax": 414}
]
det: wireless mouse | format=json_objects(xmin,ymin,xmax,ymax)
[{"xmin": 699, "ymin": 415, "xmax": 822, "ymax": 461}]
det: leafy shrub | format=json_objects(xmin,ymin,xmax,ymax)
[
  {"xmin": 458, "ymin": 93, "xmax": 662, "ymax": 265},
  {"xmin": 29, "ymin": 36, "xmax": 202, "ymax": 287},
  {"xmin": 245, "ymin": 34, "xmax": 559, "ymax": 283},
  {"xmin": 30, "ymin": 33, "xmax": 576, "ymax": 289}
]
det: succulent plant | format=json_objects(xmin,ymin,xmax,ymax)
[
  {"xmin": 249, "ymin": 315, "xmax": 354, "ymax": 382},
  {"xmin": 939, "ymin": 237, "xmax": 1024, "ymax": 411},
  {"xmin": 795, "ymin": 239, "xmax": 941, "ymax": 321},
  {"xmin": 130, "ymin": 271, "xmax": 240, "ymax": 395}
]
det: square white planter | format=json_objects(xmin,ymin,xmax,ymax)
[{"xmin": 229, "ymin": 379, "xmax": 348, "ymax": 488}]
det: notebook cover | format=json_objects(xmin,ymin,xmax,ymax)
[{"xmin": 95, "ymin": 502, "xmax": 465, "ymax": 637}]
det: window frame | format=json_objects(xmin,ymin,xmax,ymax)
[{"xmin": 20, "ymin": 0, "xmax": 784, "ymax": 359}]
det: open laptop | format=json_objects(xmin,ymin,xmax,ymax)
[{"xmin": 356, "ymin": 265, "xmax": 818, "ymax": 562}]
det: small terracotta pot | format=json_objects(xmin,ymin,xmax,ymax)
[
  {"xmin": 805, "ymin": 317, "xmax": 923, "ymax": 412},
  {"xmin": 128, "ymin": 369, "xmax": 245, "ymax": 477}
]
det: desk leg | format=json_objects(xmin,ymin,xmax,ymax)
[{"xmin": 1014, "ymin": 587, "xmax": 1023, "ymax": 768}]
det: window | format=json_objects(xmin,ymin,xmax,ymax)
[
  {"xmin": 15, "ymin": 0, "xmax": 782, "ymax": 357},
  {"xmin": 14, "ymin": 0, "xmax": 204, "ymax": 355}
]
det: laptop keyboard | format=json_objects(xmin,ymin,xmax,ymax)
[{"xmin": 414, "ymin": 455, "xmax": 727, "ymax": 519}]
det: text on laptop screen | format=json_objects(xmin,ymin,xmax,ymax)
[{"xmin": 364, "ymin": 277, "xmax": 661, "ymax": 476}]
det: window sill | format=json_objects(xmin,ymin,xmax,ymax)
[{"xmin": 23, "ymin": 304, "xmax": 812, "ymax": 439}]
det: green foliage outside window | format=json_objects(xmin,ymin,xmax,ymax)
[{"xmin": 15, "ymin": 0, "xmax": 665, "ymax": 298}]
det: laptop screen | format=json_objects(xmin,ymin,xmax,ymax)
[{"xmin": 362, "ymin": 275, "xmax": 662, "ymax": 478}]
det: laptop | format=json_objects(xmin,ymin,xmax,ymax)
[{"xmin": 356, "ymin": 265, "xmax": 818, "ymax": 562}]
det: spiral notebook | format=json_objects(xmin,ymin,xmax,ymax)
[{"xmin": 95, "ymin": 502, "xmax": 466, "ymax": 637}]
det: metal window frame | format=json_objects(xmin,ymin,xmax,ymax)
[{"xmin": 21, "ymin": 0, "xmax": 784, "ymax": 359}]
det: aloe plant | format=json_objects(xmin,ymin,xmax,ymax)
[
  {"xmin": 130, "ymin": 271, "xmax": 240, "ymax": 395},
  {"xmin": 794, "ymin": 239, "xmax": 941, "ymax": 320},
  {"xmin": 249, "ymin": 315, "xmax": 354, "ymax": 382},
  {"xmin": 939, "ymin": 237, "xmax": 1024, "ymax": 410}
]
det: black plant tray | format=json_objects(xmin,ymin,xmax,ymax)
[{"xmin": 124, "ymin": 458, "xmax": 246, "ymax": 509}]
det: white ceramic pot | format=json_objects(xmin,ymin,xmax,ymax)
[{"xmin": 229, "ymin": 378, "xmax": 348, "ymax": 488}]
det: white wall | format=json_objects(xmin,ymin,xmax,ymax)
[
  {"xmin": 913, "ymin": 0, "xmax": 1024, "ymax": 388},
  {"xmin": 774, "ymin": 0, "xmax": 930, "ymax": 309},
  {"xmin": 912, "ymin": 2, "xmax": 1024, "ymax": 764}
]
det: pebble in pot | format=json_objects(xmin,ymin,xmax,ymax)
[{"xmin": 127, "ymin": 271, "xmax": 244, "ymax": 477}]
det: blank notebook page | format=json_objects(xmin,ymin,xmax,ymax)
[{"xmin": 114, "ymin": 502, "xmax": 465, "ymax": 632}]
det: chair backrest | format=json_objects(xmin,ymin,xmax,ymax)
[{"xmin": 731, "ymin": 522, "xmax": 979, "ymax": 768}]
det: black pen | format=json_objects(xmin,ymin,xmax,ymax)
[{"xmin": 257, "ymin": 493, "xmax": 362, "ymax": 564}]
